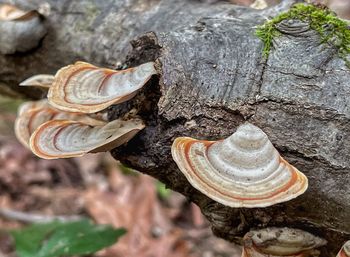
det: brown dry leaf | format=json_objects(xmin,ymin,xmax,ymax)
[
  {"xmin": 0, "ymin": 137, "xmax": 241, "ymax": 257},
  {"xmin": 0, "ymin": 137, "xmax": 85, "ymax": 226},
  {"xmin": 191, "ymin": 203, "xmax": 206, "ymax": 228},
  {"xmin": 84, "ymin": 168, "xmax": 194, "ymax": 257},
  {"xmin": 27, "ymin": 186, "xmax": 84, "ymax": 215},
  {"xmin": 0, "ymin": 139, "xmax": 82, "ymax": 190},
  {"xmin": 0, "ymin": 196, "xmax": 21, "ymax": 230}
]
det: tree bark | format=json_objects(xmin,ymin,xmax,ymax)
[{"xmin": 0, "ymin": 0, "xmax": 349, "ymax": 256}]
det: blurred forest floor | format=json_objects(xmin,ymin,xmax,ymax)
[
  {"xmin": 0, "ymin": 94, "xmax": 242, "ymax": 257},
  {"xmin": 0, "ymin": 0, "xmax": 349, "ymax": 256}
]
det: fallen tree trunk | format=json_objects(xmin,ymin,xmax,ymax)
[{"xmin": 0, "ymin": 0, "xmax": 349, "ymax": 256}]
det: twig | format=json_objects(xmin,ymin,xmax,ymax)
[{"xmin": 0, "ymin": 208, "xmax": 84, "ymax": 224}]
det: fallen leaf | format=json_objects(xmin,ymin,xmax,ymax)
[{"xmin": 84, "ymin": 168, "xmax": 193, "ymax": 257}]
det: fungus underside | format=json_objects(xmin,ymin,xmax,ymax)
[{"xmin": 255, "ymin": 3, "xmax": 350, "ymax": 68}]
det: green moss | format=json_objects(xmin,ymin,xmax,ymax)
[{"xmin": 255, "ymin": 3, "xmax": 350, "ymax": 67}]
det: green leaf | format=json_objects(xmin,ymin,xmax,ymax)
[
  {"xmin": 156, "ymin": 181, "xmax": 171, "ymax": 199},
  {"xmin": 0, "ymin": 95, "xmax": 25, "ymax": 113},
  {"xmin": 118, "ymin": 163, "xmax": 139, "ymax": 176},
  {"xmin": 10, "ymin": 219, "xmax": 126, "ymax": 257},
  {"xmin": 11, "ymin": 222, "xmax": 62, "ymax": 257}
]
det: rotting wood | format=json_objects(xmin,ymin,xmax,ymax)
[{"xmin": 0, "ymin": 0, "xmax": 349, "ymax": 256}]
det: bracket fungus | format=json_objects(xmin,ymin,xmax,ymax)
[
  {"xmin": 29, "ymin": 118, "xmax": 145, "ymax": 159},
  {"xmin": 171, "ymin": 122, "xmax": 308, "ymax": 208},
  {"xmin": 241, "ymin": 227, "xmax": 327, "ymax": 257},
  {"xmin": 0, "ymin": 4, "xmax": 46, "ymax": 54},
  {"xmin": 17, "ymin": 99, "xmax": 48, "ymax": 116},
  {"xmin": 20, "ymin": 74, "xmax": 54, "ymax": 88},
  {"xmin": 14, "ymin": 61, "xmax": 154, "ymax": 159},
  {"xmin": 48, "ymin": 61, "xmax": 157, "ymax": 113},
  {"xmin": 15, "ymin": 100, "xmax": 105, "ymax": 148},
  {"xmin": 337, "ymin": 241, "xmax": 350, "ymax": 257}
]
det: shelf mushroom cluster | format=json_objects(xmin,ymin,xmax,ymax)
[
  {"xmin": 15, "ymin": 61, "xmax": 157, "ymax": 159},
  {"xmin": 241, "ymin": 227, "xmax": 327, "ymax": 257},
  {"xmin": 0, "ymin": 4, "xmax": 46, "ymax": 54},
  {"xmin": 6, "ymin": 2, "xmax": 342, "ymax": 255}
]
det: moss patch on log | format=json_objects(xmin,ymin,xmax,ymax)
[{"xmin": 256, "ymin": 3, "xmax": 350, "ymax": 67}]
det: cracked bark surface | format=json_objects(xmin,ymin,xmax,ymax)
[{"xmin": 0, "ymin": 0, "xmax": 349, "ymax": 255}]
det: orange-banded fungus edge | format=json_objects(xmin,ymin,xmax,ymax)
[
  {"xmin": 171, "ymin": 122, "xmax": 308, "ymax": 208},
  {"xmin": 47, "ymin": 61, "xmax": 158, "ymax": 113},
  {"xmin": 242, "ymin": 227, "xmax": 327, "ymax": 257},
  {"xmin": 29, "ymin": 118, "xmax": 145, "ymax": 159},
  {"xmin": 15, "ymin": 100, "xmax": 106, "ymax": 148},
  {"xmin": 337, "ymin": 241, "xmax": 350, "ymax": 257},
  {"xmin": 17, "ymin": 99, "xmax": 48, "ymax": 116},
  {"xmin": 0, "ymin": 4, "xmax": 46, "ymax": 54}
]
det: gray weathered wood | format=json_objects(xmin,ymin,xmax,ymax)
[{"xmin": 0, "ymin": 0, "xmax": 349, "ymax": 255}]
